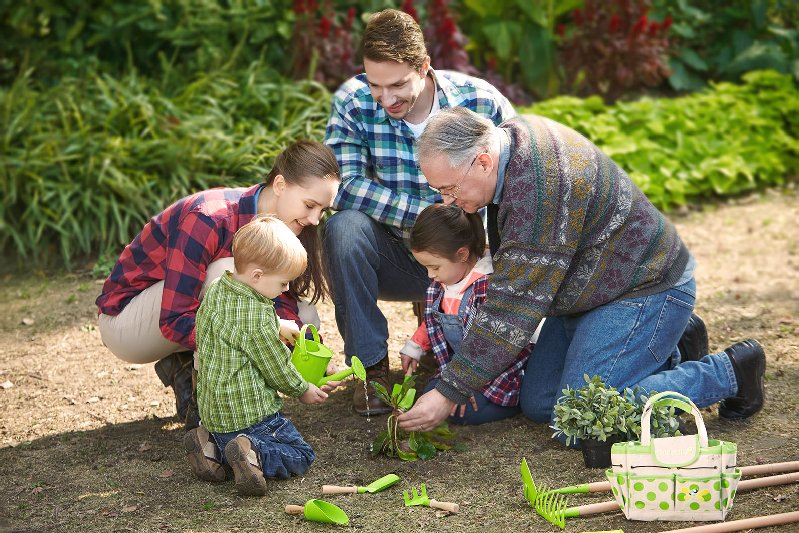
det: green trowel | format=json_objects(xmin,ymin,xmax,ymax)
[{"xmin": 321, "ymin": 474, "xmax": 401, "ymax": 495}]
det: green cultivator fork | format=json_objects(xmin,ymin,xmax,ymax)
[{"xmin": 403, "ymin": 484, "xmax": 460, "ymax": 513}]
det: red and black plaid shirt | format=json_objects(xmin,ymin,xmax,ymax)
[
  {"xmin": 96, "ymin": 184, "xmax": 301, "ymax": 351},
  {"xmin": 424, "ymin": 276, "xmax": 532, "ymax": 407}
]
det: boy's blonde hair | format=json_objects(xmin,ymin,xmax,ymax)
[{"xmin": 232, "ymin": 216, "xmax": 307, "ymax": 279}]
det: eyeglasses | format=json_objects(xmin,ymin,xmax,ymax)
[{"xmin": 429, "ymin": 152, "xmax": 482, "ymax": 200}]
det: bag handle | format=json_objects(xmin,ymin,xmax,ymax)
[
  {"xmin": 640, "ymin": 391, "xmax": 708, "ymax": 447},
  {"xmin": 295, "ymin": 324, "xmax": 320, "ymax": 360}
]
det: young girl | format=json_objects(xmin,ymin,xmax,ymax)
[
  {"xmin": 400, "ymin": 204, "xmax": 533, "ymax": 425},
  {"xmin": 96, "ymin": 140, "xmax": 340, "ymax": 429}
]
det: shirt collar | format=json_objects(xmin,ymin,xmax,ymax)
[
  {"xmin": 492, "ymin": 128, "xmax": 511, "ymax": 205},
  {"xmin": 242, "ymin": 183, "xmax": 265, "ymax": 220},
  {"xmin": 220, "ymin": 271, "xmax": 274, "ymax": 305}
]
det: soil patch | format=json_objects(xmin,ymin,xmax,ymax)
[{"xmin": 1, "ymin": 189, "xmax": 797, "ymax": 532}]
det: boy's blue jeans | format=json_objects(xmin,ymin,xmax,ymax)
[
  {"xmin": 520, "ymin": 279, "xmax": 738, "ymax": 426},
  {"xmin": 210, "ymin": 412, "xmax": 315, "ymax": 479},
  {"xmin": 323, "ymin": 210, "xmax": 429, "ymax": 366}
]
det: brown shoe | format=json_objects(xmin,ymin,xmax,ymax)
[
  {"xmin": 352, "ymin": 356, "xmax": 392, "ymax": 416},
  {"xmin": 224, "ymin": 436, "xmax": 267, "ymax": 496},
  {"xmin": 183, "ymin": 426, "xmax": 226, "ymax": 482}
]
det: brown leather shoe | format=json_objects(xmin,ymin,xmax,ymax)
[{"xmin": 352, "ymin": 357, "xmax": 392, "ymax": 416}]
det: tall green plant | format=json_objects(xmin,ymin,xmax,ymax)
[
  {"xmin": 456, "ymin": 0, "xmax": 582, "ymax": 99},
  {"xmin": 523, "ymin": 70, "xmax": 799, "ymax": 210},
  {"xmin": 1, "ymin": 65, "xmax": 331, "ymax": 268}
]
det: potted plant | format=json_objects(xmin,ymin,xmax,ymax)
[{"xmin": 550, "ymin": 374, "xmax": 681, "ymax": 468}]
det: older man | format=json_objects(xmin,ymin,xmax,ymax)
[{"xmin": 397, "ymin": 107, "xmax": 765, "ymax": 434}]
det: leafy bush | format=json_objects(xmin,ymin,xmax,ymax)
[
  {"xmin": 0, "ymin": 0, "xmax": 297, "ymax": 85},
  {"xmin": 551, "ymin": 374, "xmax": 681, "ymax": 447},
  {"xmin": 651, "ymin": 0, "xmax": 799, "ymax": 91},
  {"xmin": 559, "ymin": 0, "xmax": 672, "ymax": 103},
  {"xmin": 1, "ymin": 64, "xmax": 331, "ymax": 268},
  {"xmin": 522, "ymin": 70, "xmax": 799, "ymax": 210}
]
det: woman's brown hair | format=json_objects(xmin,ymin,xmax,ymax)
[
  {"xmin": 264, "ymin": 140, "xmax": 340, "ymax": 304},
  {"xmin": 410, "ymin": 204, "xmax": 486, "ymax": 261}
]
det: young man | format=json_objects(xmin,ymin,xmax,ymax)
[
  {"xmin": 322, "ymin": 9, "xmax": 517, "ymax": 415},
  {"xmin": 397, "ymin": 107, "xmax": 765, "ymax": 434}
]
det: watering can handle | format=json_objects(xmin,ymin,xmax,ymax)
[
  {"xmin": 284, "ymin": 504, "xmax": 305, "ymax": 515},
  {"xmin": 321, "ymin": 485, "xmax": 358, "ymax": 495},
  {"xmin": 295, "ymin": 324, "xmax": 320, "ymax": 358},
  {"xmin": 429, "ymin": 499, "xmax": 459, "ymax": 513}
]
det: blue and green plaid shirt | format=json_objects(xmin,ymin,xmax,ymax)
[{"xmin": 325, "ymin": 68, "xmax": 516, "ymax": 233}]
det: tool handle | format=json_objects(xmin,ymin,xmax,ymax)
[
  {"xmin": 429, "ymin": 499, "xmax": 459, "ymax": 513},
  {"xmin": 665, "ymin": 510, "xmax": 799, "ymax": 532},
  {"xmin": 738, "ymin": 470, "xmax": 799, "ymax": 491},
  {"xmin": 321, "ymin": 485, "xmax": 358, "ymax": 495},
  {"xmin": 284, "ymin": 504, "xmax": 304, "ymax": 515},
  {"xmin": 740, "ymin": 460, "xmax": 799, "ymax": 476},
  {"xmin": 567, "ymin": 500, "xmax": 620, "ymax": 517}
]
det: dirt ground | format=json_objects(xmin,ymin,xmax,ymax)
[{"xmin": 1, "ymin": 189, "xmax": 798, "ymax": 533}]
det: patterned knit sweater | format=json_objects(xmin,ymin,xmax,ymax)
[{"xmin": 436, "ymin": 116, "xmax": 689, "ymax": 404}]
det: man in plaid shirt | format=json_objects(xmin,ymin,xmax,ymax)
[{"xmin": 322, "ymin": 8, "xmax": 516, "ymax": 415}]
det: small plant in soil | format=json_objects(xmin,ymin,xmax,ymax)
[{"xmin": 370, "ymin": 375, "xmax": 456, "ymax": 461}]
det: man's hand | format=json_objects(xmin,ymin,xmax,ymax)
[
  {"xmin": 451, "ymin": 395, "xmax": 479, "ymax": 418},
  {"xmin": 278, "ymin": 319, "xmax": 300, "ymax": 345},
  {"xmin": 319, "ymin": 380, "xmax": 342, "ymax": 393},
  {"xmin": 397, "ymin": 389, "xmax": 454, "ymax": 431},
  {"xmin": 298, "ymin": 383, "xmax": 328, "ymax": 405}
]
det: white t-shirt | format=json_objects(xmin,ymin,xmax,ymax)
[{"xmin": 405, "ymin": 79, "xmax": 441, "ymax": 138}]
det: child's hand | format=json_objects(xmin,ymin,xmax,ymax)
[
  {"xmin": 325, "ymin": 360, "xmax": 340, "ymax": 376},
  {"xmin": 299, "ymin": 382, "xmax": 328, "ymax": 405},
  {"xmin": 278, "ymin": 319, "xmax": 301, "ymax": 345},
  {"xmin": 319, "ymin": 380, "xmax": 342, "ymax": 393},
  {"xmin": 449, "ymin": 395, "xmax": 479, "ymax": 418},
  {"xmin": 400, "ymin": 353, "xmax": 418, "ymax": 375}
]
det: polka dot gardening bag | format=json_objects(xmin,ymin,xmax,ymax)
[{"xmin": 606, "ymin": 391, "xmax": 740, "ymax": 522}]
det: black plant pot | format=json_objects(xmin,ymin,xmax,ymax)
[{"xmin": 580, "ymin": 437, "xmax": 618, "ymax": 468}]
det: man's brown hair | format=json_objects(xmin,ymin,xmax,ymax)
[{"xmin": 360, "ymin": 9, "xmax": 428, "ymax": 70}]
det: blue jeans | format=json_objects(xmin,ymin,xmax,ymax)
[
  {"xmin": 520, "ymin": 279, "xmax": 737, "ymax": 425},
  {"xmin": 424, "ymin": 378, "xmax": 520, "ymax": 425},
  {"xmin": 210, "ymin": 412, "xmax": 315, "ymax": 479},
  {"xmin": 323, "ymin": 210, "xmax": 429, "ymax": 366}
]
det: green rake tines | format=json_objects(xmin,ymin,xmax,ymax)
[{"xmin": 534, "ymin": 490, "xmax": 619, "ymax": 529}]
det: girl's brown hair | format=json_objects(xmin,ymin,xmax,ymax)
[
  {"xmin": 410, "ymin": 204, "xmax": 486, "ymax": 261},
  {"xmin": 264, "ymin": 140, "xmax": 340, "ymax": 304}
]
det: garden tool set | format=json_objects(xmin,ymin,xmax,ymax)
[{"xmin": 286, "ymin": 474, "xmax": 459, "ymax": 525}]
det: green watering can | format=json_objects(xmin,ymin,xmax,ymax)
[
  {"xmin": 284, "ymin": 499, "xmax": 349, "ymax": 525},
  {"xmin": 291, "ymin": 324, "xmax": 366, "ymax": 386}
]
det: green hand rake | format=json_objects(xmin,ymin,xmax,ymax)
[
  {"xmin": 535, "ymin": 471, "xmax": 799, "ymax": 529},
  {"xmin": 403, "ymin": 484, "xmax": 460, "ymax": 513}
]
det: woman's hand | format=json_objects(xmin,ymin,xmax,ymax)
[
  {"xmin": 319, "ymin": 380, "xmax": 342, "ymax": 393},
  {"xmin": 278, "ymin": 319, "xmax": 300, "ymax": 345},
  {"xmin": 298, "ymin": 382, "xmax": 328, "ymax": 405}
]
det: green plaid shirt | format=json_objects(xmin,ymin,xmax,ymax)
[{"xmin": 195, "ymin": 272, "xmax": 308, "ymax": 433}]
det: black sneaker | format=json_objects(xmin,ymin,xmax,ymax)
[{"xmin": 719, "ymin": 339, "xmax": 766, "ymax": 420}]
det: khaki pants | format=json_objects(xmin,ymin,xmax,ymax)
[{"xmin": 98, "ymin": 258, "xmax": 319, "ymax": 364}]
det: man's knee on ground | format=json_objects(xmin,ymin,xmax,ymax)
[{"xmin": 520, "ymin": 399, "xmax": 552, "ymax": 424}]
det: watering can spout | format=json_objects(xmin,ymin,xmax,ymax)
[{"xmin": 317, "ymin": 356, "xmax": 366, "ymax": 386}]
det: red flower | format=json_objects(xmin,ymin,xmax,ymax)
[
  {"xmin": 608, "ymin": 15, "xmax": 621, "ymax": 33},
  {"xmin": 402, "ymin": 0, "xmax": 419, "ymax": 22},
  {"xmin": 662, "ymin": 16, "xmax": 673, "ymax": 31},
  {"xmin": 573, "ymin": 8, "xmax": 582, "ymax": 26},
  {"xmin": 292, "ymin": 0, "xmax": 305, "ymax": 14},
  {"xmin": 318, "ymin": 16, "xmax": 332, "ymax": 38},
  {"xmin": 556, "ymin": 23, "xmax": 566, "ymax": 36},
  {"xmin": 649, "ymin": 21, "xmax": 660, "ymax": 36}
]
